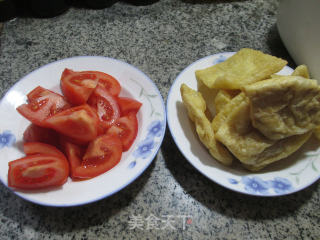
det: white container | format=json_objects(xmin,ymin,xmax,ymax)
[{"xmin": 277, "ymin": 0, "xmax": 320, "ymax": 79}]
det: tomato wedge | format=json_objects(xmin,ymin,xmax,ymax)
[
  {"xmin": 92, "ymin": 71, "xmax": 121, "ymax": 96},
  {"xmin": 45, "ymin": 104, "xmax": 99, "ymax": 143},
  {"xmin": 59, "ymin": 134, "xmax": 90, "ymax": 146},
  {"xmin": 17, "ymin": 86, "xmax": 71, "ymax": 127},
  {"xmin": 117, "ymin": 97, "xmax": 142, "ymax": 116},
  {"xmin": 8, "ymin": 154, "xmax": 69, "ymax": 190},
  {"xmin": 60, "ymin": 140, "xmax": 85, "ymax": 180},
  {"xmin": 72, "ymin": 133, "xmax": 122, "ymax": 179},
  {"xmin": 12, "ymin": 68, "xmax": 142, "ymax": 189},
  {"xmin": 23, "ymin": 124, "xmax": 60, "ymax": 147},
  {"xmin": 60, "ymin": 68, "xmax": 99, "ymax": 105},
  {"xmin": 88, "ymin": 86, "xmax": 120, "ymax": 132},
  {"xmin": 107, "ymin": 112, "xmax": 138, "ymax": 151},
  {"xmin": 23, "ymin": 142, "xmax": 67, "ymax": 160}
]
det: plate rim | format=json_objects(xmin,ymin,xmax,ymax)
[
  {"xmin": 0, "ymin": 55, "xmax": 167, "ymax": 207},
  {"xmin": 166, "ymin": 52, "xmax": 320, "ymax": 197}
]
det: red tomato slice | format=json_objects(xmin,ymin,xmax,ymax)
[
  {"xmin": 72, "ymin": 133, "xmax": 122, "ymax": 179},
  {"xmin": 117, "ymin": 97, "xmax": 142, "ymax": 116},
  {"xmin": 107, "ymin": 112, "xmax": 138, "ymax": 151},
  {"xmin": 8, "ymin": 154, "xmax": 69, "ymax": 190},
  {"xmin": 91, "ymin": 71, "xmax": 121, "ymax": 96},
  {"xmin": 88, "ymin": 86, "xmax": 120, "ymax": 132},
  {"xmin": 60, "ymin": 68, "xmax": 99, "ymax": 105},
  {"xmin": 23, "ymin": 124, "xmax": 60, "ymax": 147},
  {"xmin": 17, "ymin": 86, "xmax": 71, "ymax": 127},
  {"xmin": 59, "ymin": 134, "xmax": 90, "ymax": 146},
  {"xmin": 23, "ymin": 142, "xmax": 67, "ymax": 160},
  {"xmin": 45, "ymin": 104, "xmax": 99, "ymax": 143},
  {"xmin": 60, "ymin": 140, "xmax": 85, "ymax": 180}
]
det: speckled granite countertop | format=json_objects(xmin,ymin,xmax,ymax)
[{"xmin": 0, "ymin": 0, "xmax": 319, "ymax": 239}]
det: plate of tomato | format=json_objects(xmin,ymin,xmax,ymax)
[{"xmin": 0, "ymin": 56, "xmax": 166, "ymax": 207}]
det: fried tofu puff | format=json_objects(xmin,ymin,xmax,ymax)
[
  {"xmin": 215, "ymin": 95, "xmax": 275, "ymax": 165},
  {"xmin": 271, "ymin": 64, "xmax": 310, "ymax": 79},
  {"xmin": 212, "ymin": 92, "xmax": 247, "ymax": 133},
  {"xmin": 243, "ymin": 131, "xmax": 312, "ymax": 171},
  {"xmin": 184, "ymin": 48, "xmax": 317, "ymax": 171},
  {"xmin": 313, "ymin": 126, "xmax": 320, "ymax": 140},
  {"xmin": 243, "ymin": 76, "xmax": 320, "ymax": 140},
  {"xmin": 195, "ymin": 48, "xmax": 287, "ymax": 90},
  {"xmin": 288, "ymin": 65, "xmax": 320, "ymax": 141},
  {"xmin": 289, "ymin": 65, "xmax": 320, "ymax": 141},
  {"xmin": 214, "ymin": 93, "xmax": 312, "ymax": 171},
  {"xmin": 269, "ymin": 65, "xmax": 320, "ymax": 141},
  {"xmin": 292, "ymin": 64, "xmax": 310, "ymax": 78},
  {"xmin": 180, "ymin": 84, "xmax": 233, "ymax": 165},
  {"xmin": 214, "ymin": 89, "xmax": 240, "ymax": 114},
  {"xmin": 196, "ymin": 79, "xmax": 218, "ymax": 120}
]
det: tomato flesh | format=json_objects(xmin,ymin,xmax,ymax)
[
  {"xmin": 8, "ymin": 154, "xmax": 69, "ymax": 190},
  {"xmin": 60, "ymin": 140, "xmax": 85, "ymax": 180},
  {"xmin": 60, "ymin": 68, "xmax": 99, "ymax": 105},
  {"xmin": 13, "ymin": 69, "xmax": 141, "ymax": 189},
  {"xmin": 88, "ymin": 86, "xmax": 120, "ymax": 132},
  {"xmin": 91, "ymin": 71, "xmax": 121, "ymax": 96},
  {"xmin": 45, "ymin": 104, "xmax": 99, "ymax": 143},
  {"xmin": 23, "ymin": 124, "xmax": 60, "ymax": 147},
  {"xmin": 59, "ymin": 134, "xmax": 90, "ymax": 146},
  {"xmin": 17, "ymin": 86, "xmax": 71, "ymax": 127},
  {"xmin": 107, "ymin": 112, "xmax": 138, "ymax": 151},
  {"xmin": 23, "ymin": 142, "xmax": 67, "ymax": 160},
  {"xmin": 73, "ymin": 133, "xmax": 122, "ymax": 179},
  {"xmin": 117, "ymin": 97, "xmax": 142, "ymax": 116}
]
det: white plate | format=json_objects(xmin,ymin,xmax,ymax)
[
  {"xmin": 0, "ymin": 56, "xmax": 166, "ymax": 206},
  {"xmin": 167, "ymin": 52, "xmax": 320, "ymax": 197}
]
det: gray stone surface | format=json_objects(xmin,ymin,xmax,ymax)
[{"xmin": 0, "ymin": 0, "xmax": 319, "ymax": 239}]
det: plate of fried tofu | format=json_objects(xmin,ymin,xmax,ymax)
[{"xmin": 167, "ymin": 48, "xmax": 320, "ymax": 196}]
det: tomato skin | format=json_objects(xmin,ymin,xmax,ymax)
[
  {"xmin": 60, "ymin": 68, "xmax": 99, "ymax": 105},
  {"xmin": 90, "ymin": 71, "xmax": 121, "ymax": 96},
  {"xmin": 8, "ymin": 154, "xmax": 69, "ymax": 190},
  {"xmin": 23, "ymin": 142, "xmax": 67, "ymax": 160},
  {"xmin": 45, "ymin": 104, "xmax": 99, "ymax": 143},
  {"xmin": 117, "ymin": 97, "xmax": 142, "ymax": 116},
  {"xmin": 88, "ymin": 86, "xmax": 120, "ymax": 132},
  {"xmin": 59, "ymin": 134, "xmax": 90, "ymax": 146},
  {"xmin": 13, "ymin": 69, "xmax": 141, "ymax": 188},
  {"xmin": 17, "ymin": 86, "xmax": 71, "ymax": 127},
  {"xmin": 60, "ymin": 140, "xmax": 85, "ymax": 180},
  {"xmin": 23, "ymin": 124, "xmax": 60, "ymax": 147},
  {"xmin": 73, "ymin": 133, "xmax": 122, "ymax": 179},
  {"xmin": 107, "ymin": 112, "xmax": 138, "ymax": 151}
]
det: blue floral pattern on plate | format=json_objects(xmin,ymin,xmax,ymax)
[
  {"xmin": 269, "ymin": 177, "xmax": 293, "ymax": 194},
  {"xmin": 147, "ymin": 120, "xmax": 163, "ymax": 138},
  {"xmin": 242, "ymin": 176, "xmax": 269, "ymax": 195},
  {"xmin": 128, "ymin": 161, "xmax": 137, "ymax": 169},
  {"xmin": 0, "ymin": 130, "xmax": 16, "ymax": 149},
  {"xmin": 228, "ymin": 176, "xmax": 294, "ymax": 195},
  {"xmin": 133, "ymin": 137, "xmax": 155, "ymax": 160},
  {"xmin": 129, "ymin": 120, "xmax": 164, "ymax": 168},
  {"xmin": 125, "ymin": 76, "xmax": 165, "ymax": 169},
  {"xmin": 213, "ymin": 55, "xmax": 227, "ymax": 64},
  {"xmin": 126, "ymin": 76, "xmax": 165, "ymax": 169}
]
